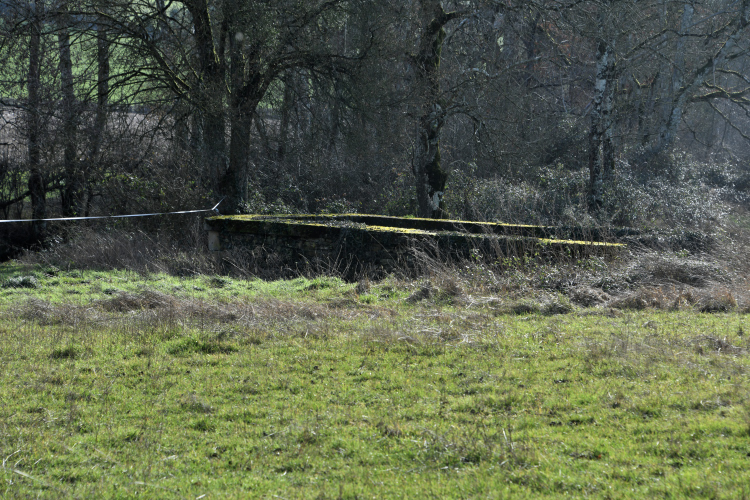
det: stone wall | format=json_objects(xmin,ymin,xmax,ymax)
[{"xmin": 205, "ymin": 215, "xmax": 625, "ymax": 279}]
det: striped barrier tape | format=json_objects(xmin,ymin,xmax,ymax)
[{"xmin": 0, "ymin": 199, "xmax": 224, "ymax": 223}]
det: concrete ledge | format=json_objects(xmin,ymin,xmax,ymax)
[{"xmin": 205, "ymin": 214, "xmax": 625, "ymax": 277}]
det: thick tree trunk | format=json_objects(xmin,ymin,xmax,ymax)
[
  {"xmin": 221, "ymin": 102, "xmax": 255, "ymax": 214},
  {"xmin": 186, "ymin": 0, "xmax": 226, "ymax": 192},
  {"xmin": 413, "ymin": 0, "xmax": 455, "ymax": 219},
  {"xmin": 58, "ymin": 2, "xmax": 83, "ymax": 216},
  {"xmin": 414, "ymin": 102, "xmax": 447, "ymax": 218},
  {"xmin": 219, "ymin": 17, "xmax": 264, "ymax": 214},
  {"xmin": 27, "ymin": 5, "xmax": 45, "ymax": 239},
  {"xmin": 202, "ymin": 104, "xmax": 227, "ymax": 191}
]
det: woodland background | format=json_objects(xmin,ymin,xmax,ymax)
[{"xmin": 2, "ymin": 0, "xmax": 750, "ymax": 253}]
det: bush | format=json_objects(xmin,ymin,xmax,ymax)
[
  {"xmin": 2, "ymin": 275, "xmax": 39, "ymax": 289},
  {"xmin": 442, "ymin": 153, "xmax": 732, "ymax": 233}
]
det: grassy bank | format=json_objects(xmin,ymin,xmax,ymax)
[{"xmin": 1, "ymin": 264, "xmax": 749, "ymax": 498}]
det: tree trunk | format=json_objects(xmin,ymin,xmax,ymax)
[
  {"xmin": 221, "ymin": 101, "xmax": 255, "ymax": 214},
  {"xmin": 413, "ymin": 0, "xmax": 455, "ymax": 219},
  {"xmin": 58, "ymin": 1, "xmax": 83, "ymax": 216},
  {"xmin": 414, "ymin": 102, "xmax": 447, "ymax": 218},
  {"xmin": 85, "ymin": 19, "xmax": 110, "ymax": 217},
  {"xmin": 655, "ymin": 2, "xmax": 693, "ymax": 153},
  {"xmin": 219, "ymin": 17, "xmax": 264, "ymax": 214},
  {"xmin": 186, "ymin": 0, "xmax": 226, "ymax": 192},
  {"xmin": 278, "ymin": 72, "xmax": 293, "ymax": 160},
  {"xmin": 91, "ymin": 22, "xmax": 109, "ymax": 160},
  {"xmin": 190, "ymin": 111, "xmax": 203, "ymax": 152},
  {"xmin": 202, "ymin": 103, "xmax": 227, "ymax": 192},
  {"xmin": 27, "ymin": 3, "xmax": 45, "ymax": 239},
  {"xmin": 588, "ymin": 39, "xmax": 616, "ymax": 213},
  {"xmin": 522, "ymin": 10, "xmax": 541, "ymax": 88},
  {"xmin": 329, "ymin": 79, "xmax": 342, "ymax": 155}
]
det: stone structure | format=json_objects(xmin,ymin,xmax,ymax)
[{"xmin": 205, "ymin": 214, "xmax": 625, "ymax": 278}]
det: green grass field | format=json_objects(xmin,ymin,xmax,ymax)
[{"xmin": 1, "ymin": 263, "xmax": 749, "ymax": 498}]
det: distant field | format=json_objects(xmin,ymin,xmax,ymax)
[{"xmin": 0, "ymin": 263, "xmax": 748, "ymax": 498}]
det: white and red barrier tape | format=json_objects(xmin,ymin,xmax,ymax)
[{"xmin": 0, "ymin": 199, "xmax": 223, "ymax": 223}]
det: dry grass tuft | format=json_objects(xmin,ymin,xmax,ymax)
[
  {"xmin": 22, "ymin": 226, "xmax": 218, "ymax": 277},
  {"xmin": 491, "ymin": 300, "xmax": 540, "ymax": 315},
  {"xmin": 608, "ymin": 285, "xmax": 738, "ymax": 313},
  {"xmin": 98, "ymin": 290, "xmax": 176, "ymax": 312},
  {"xmin": 590, "ymin": 251, "xmax": 730, "ymax": 297},
  {"xmin": 439, "ymin": 277, "xmax": 463, "ymax": 296},
  {"xmin": 609, "ymin": 288, "xmax": 665, "ymax": 310},
  {"xmin": 541, "ymin": 295, "xmax": 574, "ymax": 315},
  {"xmin": 694, "ymin": 289, "xmax": 737, "ymax": 313},
  {"xmin": 6, "ymin": 290, "xmax": 375, "ymax": 338},
  {"xmin": 625, "ymin": 253, "xmax": 728, "ymax": 288},
  {"xmin": 179, "ymin": 300, "xmax": 244, "ymax": 323},
  {"xmin": 569, "ymin": 286, "xmax": 612, "ymax": 307},
  {"xmin": 162, "ymin": 296, "xmax": 335, "ymax": 324},
  {"xmin": 2, "ymin": 275, "xmax": 39, "ymax": 289},
  {"xmin": 406, "ymin": 283, "xmax": 434, "ymax": 303},
  {"xmin": 361, "ymin": 324, "xmax": 403, "ymax": 346},
  {"xmin": 355, "ymin": 279, "xmax": 370, "ymax": 295},
  {"xmin": 577, "ymin": 307, "xmax": 623, "ymax": 318},
  {"xmin": 9, "ymin": 298, "xmax": 92, "ymax": 326},
  {"xmin": 179, "ymin": 392, "xmax": 215, "ymax": 414},
  {"xmin": 376, "ymin": 420, "xmax": 403, "ymax": 438},
  {"xmin": 478, "ymin": 294, "xmax": 573, "ymax": 316},
  {"xmin": 689, "ymin": 335, "xmax": 745, "ymax": 356}
]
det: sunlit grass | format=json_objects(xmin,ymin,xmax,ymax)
[{"xmin": 1, "ymin": 264, "xmax": 749, "ymax": 498}]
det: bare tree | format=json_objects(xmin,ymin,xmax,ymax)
[{"xmin": 92, "ymin": 0, "xmax": 374, "ymax": 214}]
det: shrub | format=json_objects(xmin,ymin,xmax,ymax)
[{"xmin": 2, "ymin": 275, "xmax": 39, "ymax": 289}]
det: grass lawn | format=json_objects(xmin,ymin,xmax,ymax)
[{"xmin": 1, "ymin": 263, "xmax": 749, "ymax": 498}]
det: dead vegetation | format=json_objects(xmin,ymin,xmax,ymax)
[
  {"xmin": 14, "ymin": 204, "xmax": 750, "ymax": 316},
  {"xmin": 97, "ymin": 289, "xmax": 177, "ymax": 312},
  {"xmin": 13, "ymin": 298, "xmax": 93, "ymax": 326},
  {"xmin": 581, "ymin": 328, "xmax": 749, "ymax": 377},
  {"xmin": 22, "ymin": 225, "xmax": 218, "ymax": 277},
  {"xmin": 395, "ymin": 234, "xmax": 748, "ymax": 315},
  {"xmin": 2, "ymin": 288, "xmax": 397, "ymax": 334}
]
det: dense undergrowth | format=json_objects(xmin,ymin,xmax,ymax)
[{"xmin": 383, "ymin": 152, "xmax": 750, "ymax": 231}]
